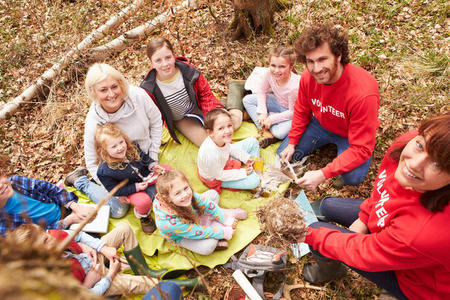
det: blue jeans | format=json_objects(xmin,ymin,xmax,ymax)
[
  {"xmin": 308, "ymin": 197, "xmax": 407, "ymax": 300},
  {"xmin": 242, "ymin": 93, "xmax": 292, "ymax": 139},
  {"xmin": 74, "ymin": 176, "xmax": 129, "ymax": 218},
  {"xmin": 222, "ymin": 137, "xmax": 260, "ymax": 190},
  {"xmin": 277, "ymin": 117, "xmax": 371, "ymax": 185},
  {"xmin": 142, "ymin": 282, "xmax": 183, "ymax": 300}
]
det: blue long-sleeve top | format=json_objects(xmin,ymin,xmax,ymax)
[{"xmin": 97, "ymin": 145, "xmax": 155, "ymax": 197}]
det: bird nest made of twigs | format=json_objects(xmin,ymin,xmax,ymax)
[{"xmin": 256, "ymin": 196, "xmax": 308, "ymax": 247}]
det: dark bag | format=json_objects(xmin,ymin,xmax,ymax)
[{"xmin": 226, "ymin": 244, "xmax": 287, "ymax": 300}]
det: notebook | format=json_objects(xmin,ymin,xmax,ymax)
[
  {"xmin": 290, "ymin": 191, "xmax": 318, "ymax": 258},
  {"xmin": 69, "ymin": 204, "xmax": 110, "ymax": 233}
]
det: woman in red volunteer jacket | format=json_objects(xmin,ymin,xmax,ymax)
[
  {"xmin": 140, "ymin": 36, "xmax": 242, "ymax": 146},
  {"xmin": 299, "ymin": 112, "xmax": 450, "ymax": 300}
]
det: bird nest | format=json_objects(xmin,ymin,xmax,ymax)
[{"xmin": 256, "ymin": 196, "xmax": 308, "ymax": 247}]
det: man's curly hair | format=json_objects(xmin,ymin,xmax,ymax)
[{"xmin": 294, "ymin": 23, "xmax": 350, "ymax": 65}]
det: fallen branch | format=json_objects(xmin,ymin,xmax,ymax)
[
  {"xmin": 0, "ymin": 0, "xmax": 144, "ymax": 119},
  {"xmin": 283, "ymin": 283, "xmax": 326, "ymax": 300},
  {"xmin": 56, "ymin": 179, "xmax": 128, "ymax": 253},
  {"xmin": 87, "ymin": 0, "xmax": 194, "ymax": 60}
]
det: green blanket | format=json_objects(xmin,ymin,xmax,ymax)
[{"xmin": 70, "ymin": 122, "xmax": 285, "ymax": 271}]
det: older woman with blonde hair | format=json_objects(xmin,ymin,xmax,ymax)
[{"xmin": 65, "ymin": 64, "xmax": 163, "ymax": 231}]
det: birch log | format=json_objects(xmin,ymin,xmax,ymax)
[
  {"xmin": 0, "ymin": 0, "xmax": 144, "ymax": 119},
  {"xmin": 87, "ymin": 0, "xmax": 194, "ymax": 60}
]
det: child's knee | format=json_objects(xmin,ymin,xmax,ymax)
[
  {"xmin": 242, "ymin": 94, "xmax": 256, "ymax": 107},
  {"xmin": 114, "ymin": 222, "xmax": 133, "ymax": 235},
  {"xmin": 201, "ymin": 189, "xmax": 220, "ymax": 204}
]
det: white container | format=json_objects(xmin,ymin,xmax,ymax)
[{"xmin": 232, "ymin": 269, "xmax": 263, "ymax": 300}]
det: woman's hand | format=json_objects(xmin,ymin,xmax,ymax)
[
  {"xmin": 99, "ymin": 245, "xmax": 118, "ymax": 262},
  {"xmin": 78, "ymin": 242, "xmax": 98, "ymax": 265},
  {"xmin": 349, "ymin": 218, "xmax": 369, "ymax": 234}
]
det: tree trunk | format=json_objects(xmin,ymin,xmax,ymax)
[{"xmin": 229, "ymin": 0, "xmax": 291, "ymax": 40}]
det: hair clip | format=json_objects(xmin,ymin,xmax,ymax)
[{"xmin": 97, "ymin": 122, "xmax": 105, "ymax": 127}]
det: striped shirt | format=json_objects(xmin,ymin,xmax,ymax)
[{"xmin": 156, "ymin": 71, "xmax": 194, "ymax": 121}]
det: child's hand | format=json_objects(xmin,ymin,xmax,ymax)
[
  {"xmin": 222, "ymin": 226, "xmax": 235, "ymax": 240},
  {"xmin": 118, "ymin": 196, "xmax": 130, "ymax": 204},
  {"xmin": 257, "ymin": 113, "xmax": 268, "ymax": 125},
  {"xmin": 246, "ymin": 158, "xmax": 254, "ymax": 167},
  {"xmin": 100, "ymin": 245, "xmax": 118, "ymax": 262},
  {"xmin": 83, "ymin": 262, "xmax": 102, "ymax": 288},
  {"xmin": 246, "ymin": 165, "xmax": 254, "ymax": 175},
  {"xmin": 107, "ymin": 257, "xmax": 121, "ymax": 280},
  {"xmin": 152, "ymin": 164, "xmax": 166, "ymax": 174},
  {"xmin": 136, "ymin": 181, "xmax": 148, "ymax": 191},
  {"xmin": 261, "ymin": 118, "xmax": 272, "ymax": 129}
]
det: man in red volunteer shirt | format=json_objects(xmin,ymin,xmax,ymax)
[{"xmin": 277, "ymin": 23, "xmax": 380, "ymax": 190}]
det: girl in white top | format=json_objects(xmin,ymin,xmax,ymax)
[
  {"xmin": 197, "ymin": 108, "xmax": 260, "ymax": 193},
  {"xmin": 243, "ymin": 46, "xmax": 300, "ymax": 140}
]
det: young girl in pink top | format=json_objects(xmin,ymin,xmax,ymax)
[{"xmin": 243, "ymin": 46, "xmax": 300, "ymax": 145}]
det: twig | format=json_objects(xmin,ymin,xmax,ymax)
[
  {"xmin": 285, "ymin": 160, "xmax": 299, "ymax": 181},
  {"xmin": 0, "ymin": 0, "xmax": 145, "ymax": 119},
  {"xmin": 283, "ymin": 283, "xmax": 326, "ymax": 300},
  {"xmin": 88, "ymin": 0, "xmax": 192, "ymax": 61},
  {"xmin": 56, "ymin": 179, "xmax": 128, "ymax": 253},
  {"xmin": 176, "ymin": 245, "xmax": 212, "ymax": 296}
]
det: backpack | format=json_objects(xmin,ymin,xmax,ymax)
[{"xmin": 226, "ymin": 244, "xmax": 288, "ymax": 300}]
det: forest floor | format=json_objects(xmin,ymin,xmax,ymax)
[{"xmin": 0, "ymin": 0, "xmax": 448, "ymax": 299}]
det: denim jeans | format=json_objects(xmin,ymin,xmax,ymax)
[
  {"xmin": 74, "ymin": 176, "xmax": 129, "ymax": 218},
  {"xmin": 242, "ymin": 93, "xmax": 292, "ymax": 139},
  {"xmin": 222, "ymin": 137, "xmax": 261, "ymax": 190},
  {"xmin": 276, "ymin": 117, "xmax": 371, "ymax": 185},
  {"xmin": 307, "ymin": 197, "xmax": 408, "ymax": 300}
]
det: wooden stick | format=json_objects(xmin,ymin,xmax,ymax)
[
  {"xmin": 87, "ymin": 0, "xmax": 193, "ymax": 60},
  {"xmin": 0, "ymin": 0, "xmax": 144, "ymax": 119},
  {"xmin": 56, "ymin": 179, "xmax": 128, "ymax": 253},
  {"xmin": 285, "ymin": 160, "xmax": 299, "ymax": 181},
  {"xmin": 283, "ymin": 283, "xmax": 326, "ymax": 300}
]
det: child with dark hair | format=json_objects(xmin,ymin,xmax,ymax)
[{"xmin": 197, "ymin": 108, "xmax": 261, "ymax": 193}]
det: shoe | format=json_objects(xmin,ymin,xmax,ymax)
[
  {"xmin": 215, "ymin": 240, "xmax": 229, "ymax": 251},
  {"xmin": 332, "ymin": 176, "xmax": 345, "ymax": 190},
  {"xmin": 302, "ymin": 258, "xmax": 347, "ymax": 284},
  {"xmin": 64, "ymin": 167, "xmax": 88, "ymax": 186},
  {"xmin": 140, "ymin": 216, "xmax": 156, "ymax": 234},
  {"xmin": 258, "ymin": 129, "xmax": 278, "ymax": 148}
]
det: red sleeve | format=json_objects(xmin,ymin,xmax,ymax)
[
  {"xmin": 321, "ymin": 94, "xmax": 379, "ymax": 178},
  {"xmin": 358, "ymin": 198, "xmax": 372, "ymax": 224},
  {"xmin": 195, "ymin": 73, "xmax": 223, "ymax": 115},
  {"xmin": 288, "ymin": 78, "xmax": 312, "ymax": 145},
  {"xmin": 305, "ymin": 225, "xmax": 435, "ymax": 272}
]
